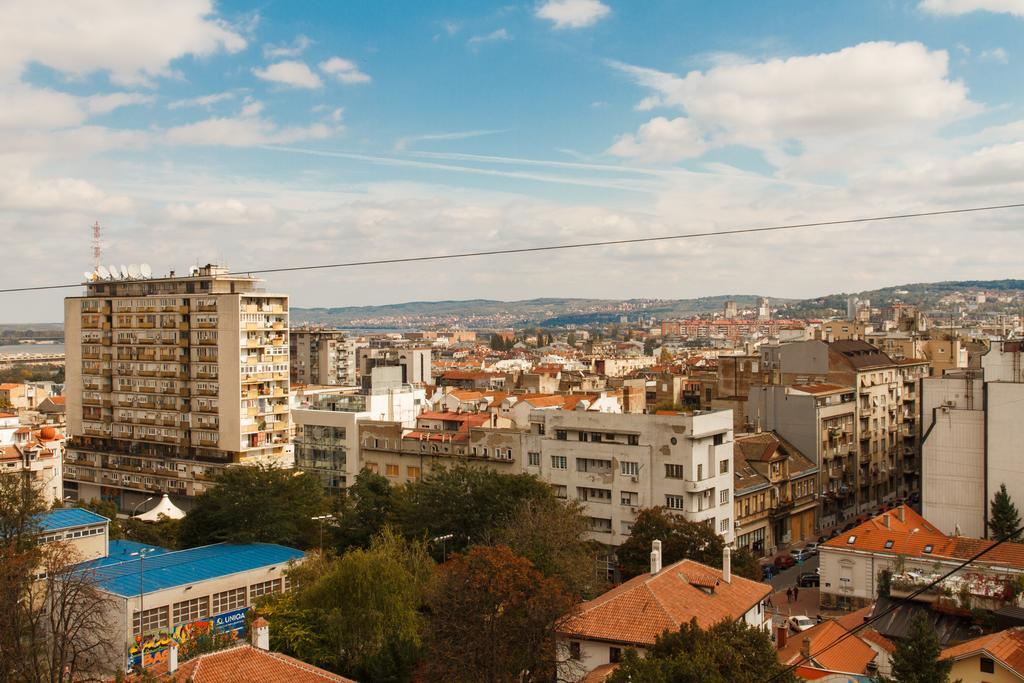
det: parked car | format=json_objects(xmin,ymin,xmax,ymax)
[
  {"xmin": 841, "ymin": 522, "xmax": 856, "ymax": 532},
  {"xmin": 797, "ymin": 572, "xmax": 820, "ymax": 587},
  {"xmin": 788, "ymin": 615, "xmax": 816, "ymax": 632},
  {"xmin": 817, "ymin": 535, "xmax": 829, "ymax": 544},
  {"xmin": 774, "ymin": 555, "xmax": 796, "ymax": 570},
  {"xmin": 803, "ymin": 542, "xmax": 819, "ymax": 555},
  {"xmin": 909, "ymin": 491, "xmax": 921, "ymax": 504},
  {"xmin": 789, "ymin": 547, "xmax": 813, "ymax": 563}
]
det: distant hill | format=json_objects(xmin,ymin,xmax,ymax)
[{"xmin": 291, "ymin": 279, "xmax": 1024, "ymax": 329}]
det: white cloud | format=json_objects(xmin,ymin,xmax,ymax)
[
  {"xmin": 168, "ymin": 92, "xmax": 236, "ymax": 109},
  {"xmin": 536, "ymin": 0, "xmax": 611, "ymax": 28},
  {"xmin": 980, "ymin": 47, "xmax": 1009, "ymax": 63},
  {"xmin": 263, "ymin": 34, "xmax": 312, "ymax": 59},
  {"xmin": 252, "ymin": 61, "xmax": 323, "ymax": 89},
  {"xmin": 919, "ymin": 0, "xmax": 1024, "ymax": 16},
  {"xmin": 608, "ymin": 42, "xmax": 977, "ymax": 163},
  {"xmin": 318, "ymin": 57, "xmax": 372, "ymax": 84},
  {"xmin": 608, "ymin": 117, "xmax": 708, "ymax": 162},
  {"xmin": 165, "ymin": 199, "xmax": 278, "ymax": 224},
  {"xmin": 87, "ymin": 93, "xmax": 155, "ymax": 115},
  {"xmin": 0, "ymin": 0, "xmax": 245, "ymax": 85},
  {"xmin": 165, "ymin": 116, "xmax": 335, "ymax": 147},
  {"xmin": 394, "ymin": 129, "xmax": 509, "ymax": 151},
  {"xmin": 468, "ymin": 28, "xmax": 511, "ymax": 45},
  {"xmin": 0, "ymin": 84, "xmax": 87, "ymax": 129}
]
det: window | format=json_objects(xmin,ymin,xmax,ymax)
[
  {"xmin": 620, "ymin": 491, "xmax": 638, "ymax": 506},
  {"xmin": 212, "ymin": 587, "xmax": 246, "ymax": 614},
  {"xmin": 577, "ymin": 457, "xmax": 612, "ymax": 473},
  {"xmin": 697, "ymin": 464, "xmax": 703, "ymax": 480},
  {"xmin": 847, "ymin": 535, "xmax": 857, "ymax": 544},
  {"xmin": 666, "ymin": 494, "xmax": 685, "ymax": 510},
  {"xmin": 578, "ymin": 487, "xmax": 612, "ymax": 503},
  {"xmin": 551, "ymin": 455, "xmax": 567, "ymax": 470},
  {"xmin": 407, "ymin": 466, "xmax": 421, "ymax": 480},
  {"xmin": 627, "ymin": 434, "xmax": 639, "ymax": 445},
  {"xmin": 133, "ymin": 606, "xmax": 168, "ymax": 636},
  {"xmin": 569, "ymin": 641, "xmax": 581, "ymax": 660},
  {"xmin": 364, "ymin": 462, "xmax": 379, "ymax": 474},
  {"xmin": 586, "ymin": 517, "xmax": 612, "ymax": 533},
  {"xmin": 555, "ymin": 430, "xmax": 567, "ymax": 440},
  {"xmin": 385, "ymin": 464, "xmax": 399, "ymax": 477},
  {"xmin": 713, "ymin": 433, "xmax": 725, "ymax": 446},
  {"xmin": 665, "ymin": 464, "xmax": 685, "ymax": 479},
  {"xmin": 720, "ymin": 489, "xmax": 729, "ymax": 505},
  {"xmin": 528, "ymin": 451, "xmax": 541, "ymax": 466},
  {"xmin": 981, "ymin": 657, "xmax": 995, "ymax": 674},
  {"xmin": 172, "ymin": 597, "xmax": 209, "ymax": 625},
  {"xmin": 578, "ymin": 431, "xmax": 588, "ymax": 442},
  {"xmin": 720, "ymin": 460, "xmax": 729, "ymax": 474},
  {"xmin": 923, "ymin": 544, "xmax": 933, "ymax": 554},
  {"xmin": 609, "ymin": 647, "xmax": 622, "ymax": 663},
  {"xmin": 620, "ymin": 461, "xmax": 639, "ymax": 477},
  {"xmin": 591, "ymin": 432, "xmax": 603, "ymax": 443},
  {"xmin": 884, "ymin": 539, "xmax": 894, "ymax": 549},
  {"xmin": 720, "ymin": 517, "xmax": 730, "ymax": 532},
  {"xmin": 553, "ymin": 484, "xmax": 567, "ymax": 499},
  {"xmin": 670, "ymin": 437, "xmax": 678, "ymax": 446},
  {"xmin": 250, "ymin": 579, "xmax": 282, "ymax": 598}
]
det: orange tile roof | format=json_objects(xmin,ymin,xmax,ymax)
[
  {"xmin": 151, "ymin": 644, "xmax": 355, "ymax": 682},
  {"xmin": 560, "ymin": 558, "xmax": 770, "ymax": 647},
  {"xmin": 942, "ymin": 627, "xmax": 1024, "ymax": 676},
  {"xmin": 778, "ymin": 620, "xmax": 876, "ymax": 675},
  {"xmin": 833, "ymin": 606, "xmax": 873, "ymax": 632},
  {"xmin": 859, "ymin": 628, "xmax": 896, "ymax": 654}
]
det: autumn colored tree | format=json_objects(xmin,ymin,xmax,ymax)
[
  {"xmin": 616, "ymin": 507, "xmax": 724, "ymax": 579},
  {"xmin": 608, "ymin": 618, "xmax": 797, "ymax": 683},
  {"xmin": 423, "ymin": 545, "xmax": 578, "ymax": 683}
]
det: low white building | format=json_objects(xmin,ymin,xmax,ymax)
[{"xmin": 558, "ymin": 543, "xmax": 771, "ymax": 681}]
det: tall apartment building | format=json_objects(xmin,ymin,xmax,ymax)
[
  {"xmin": 357, "ymin": 346, "xmax": 431, "ymax": 390},
  {"xmin": 922, "ymin": 341, "xmax": 1024, "ymax": 538},
  {"xmin": 290, "ymin": 328, "xmax": 359, "ymax": 386},
  {"xmin": 63, "ymin": 265, "xmax": 291, "ymax": 512},
  {"xmin": 524, "ymin": 410, "xmax": 735, "ymax": 546}
]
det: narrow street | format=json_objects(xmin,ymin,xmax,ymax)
[{"xmin": 765, "ymin": 554, "xmax": 821, "ymax": 631}]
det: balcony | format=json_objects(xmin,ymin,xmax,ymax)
[{"xmin": 685, "ymin": 479, "xmax": 715, "ymax": 492}]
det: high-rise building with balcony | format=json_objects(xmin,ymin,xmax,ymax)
[
  {"xmin": 62, "ymin": 265, "xmax": 291, "ymax": 512},
  {"xmin": 289, "ymin": 328, "xmax": 360, "ymax": 387}
]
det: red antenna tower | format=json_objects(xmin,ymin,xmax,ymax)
[{"xmin": 91, "ymin": 221, "xmax": 102, "ymax": 270}]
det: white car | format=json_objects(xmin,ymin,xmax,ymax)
[{"xmin": 788, "ymin": 615, "xmax": 816, "ymax": 632}]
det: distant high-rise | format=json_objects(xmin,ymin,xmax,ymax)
[
  {"xmin": 63, "ymin": 265, "xmax": 291, "ymax": 512},
  {"xmin": 290, "ymin": 328, "xmax": 359, "ymax": 386},
  {"xmin": 757, "ymin": 297, "xmax": 771, "ymax": 321},
  {"xmin": 723, "ymin": 300, "xmax": 737, "ymax": 319}
]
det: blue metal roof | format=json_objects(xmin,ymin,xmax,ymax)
[
  {"xmin": 37, "ymin": 507, "xmax": 109, "ymax": 532},
  {"xmin": 74, "ymin": 540, "xmax": 171, "ymax": 571},
  {"xmin": 84, "ymin": 543, "xmax": 304, "ymax": 597}
]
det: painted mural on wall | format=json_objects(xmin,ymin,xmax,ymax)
[{"xmin": 129, "ymin": 606, "xmax": 249, "ymax": 669}]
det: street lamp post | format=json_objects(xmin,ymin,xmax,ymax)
[
  {"xmin": 131, "ymin": 497, "xmax": 154, "ymax": 519},
  {"xmin": 311, "ymin": 514, "xmax": 333, "ymax": 554},
  {"xmin": 430, "ymin": 533, "xmax": 454, "ymax": 564},
  {"xmin": 129, "ymin": 546, "xmax": 158, "ymax": 660}
]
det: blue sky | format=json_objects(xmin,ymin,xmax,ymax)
[{"xmin": 2, "ymin": 0, "xmax": 1024, "ymax": 321}]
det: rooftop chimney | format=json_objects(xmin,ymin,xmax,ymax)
[
  {"xmin": 776, "ymin": 624, "xmax": 788, "ymax": 650},
  {"xmin": 722, "ymin": 545, "xmax": 732, "ymax": 584},
  {"xmin": 801, "ymin": 637, "xmax": 812, "ymax": 660},
  {"xmin": 167, "ymin": 641, "xmax": 179, "ymax": 674},
  {"xmin": 651, "ymin": 539, "xmax": 662, "ymax": 575},
  {"xmin": 896, "ymin": 506, "xmax": 905, "ymax": 523},
  {"xmin": 251, "ymin": 617, "xmax": 270, "ymax": 651}
]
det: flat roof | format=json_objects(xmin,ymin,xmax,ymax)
[
  {"xmin": 37, "ymin": 507, "xmax": 109, "ymax": 532},
  {"xmin": 84, "ymin": 543, "xmax": 304, "ymax": 597},
  {"xmin": 75, "ymin": 540, "xmax": 171, "ymax": 571}
]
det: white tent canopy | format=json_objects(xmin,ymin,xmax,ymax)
[{"xmin": 135, "ymin": 494, "xmax": 186, "ymax": 521}]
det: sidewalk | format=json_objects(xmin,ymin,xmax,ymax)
[{"xmin": 767, "ymin": 586, "xmax": 821, "ymax": 622}]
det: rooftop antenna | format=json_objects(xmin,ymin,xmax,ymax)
[{"xmin": 91, "ymin": 221, "xmax": 102, "ymax": 271}]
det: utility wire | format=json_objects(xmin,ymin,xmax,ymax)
[
  {"xmin": 3, "ymin": 201, "xmax": 1023, "ymax": 295},
  {"xmin": 768, "ymin": 520, "xmax": 1024, "ymax": 681}
]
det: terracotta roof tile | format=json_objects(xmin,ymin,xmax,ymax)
[
  {"xmin": 778, "ymin": 620, "xmax": 876, "ymax": 675},
  {"xmin": 942, "ymin": 627, "xmax": 1024, "ymax": 676},
  {"xmin": 169, "ymin": 644, "xmax": 355, "ymax": 682},
  {"xmin": 560, "ymin": 558, "xmax": 770, "ymax": 647}
]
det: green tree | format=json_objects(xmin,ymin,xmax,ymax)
[
  {"xmin": 334, "ymin": 468, "xmax": 395, "ymax": 551},
  {"xmin": 179, "ymin": 465, "xmax": 328, "ymax": 548},
  {"xmin": 487, "ymin": 497, "xmax": 604, "ymax": 599},
  {"xmin": 616, "ymin": 507, "xmax": 724, "ymax": 579},
  {"xmin": 423, "ymin": 545, "xmax": 577, "ymax": 683},
  {"xmin": 881, "ymin": 611, "xmax": 953, "ymax": 683},
  {"xmin": 644, "ymin": 337, "xmax": 658, "ymax": 356},
  {"xmin": 256, "ymin": 529, "xmax": 434, "ymax": 681},
  {"xmin": 393, "ymin": 465, "xmax": 553, "ymax": 557},
  {"xmin": 566, "ymin": 331, "xmax": 577, "ymax": 346},
  {"xmin": 730, "ymin": 547, "xmax": 763, "ymax": 582},
  {"xmin": 121, "ymin": 516, "xmax": 182, "ymax": 550},
  {"xmin": 988, "ymin": 483, "xmax": 1022, "ymax": 541},
  {"xmin": 608, "ymin": 618, "xmax": 797, "ymax": 683}
]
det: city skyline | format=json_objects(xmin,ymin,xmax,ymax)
[{"xmin": 4, "ymin": 0, "xmax": 1024, "ymax": 322}]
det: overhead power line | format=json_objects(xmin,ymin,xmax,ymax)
[
  {"xmin": 767, "ymin": 520, "xmax": 1024, "ymax": 682},
  {"xmin": 3, "ymin": 201, "xmax": 1023, "ymax": 295}
]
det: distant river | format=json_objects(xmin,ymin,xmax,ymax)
[{"xmin": 0, "ymin": 343, "xmax": 65, "ymax": 355}]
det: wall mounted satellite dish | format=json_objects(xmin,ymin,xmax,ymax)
[
  {"xmin": 128, "ymin": 264, "xmax": 140, "ymax": 278},
  {"xmin": 83, "ymin": 271, "xmax": 93, "ymax": 282},
  {"xmin": 97, "ymin": 265, "xmax": 110, "ymax": 279},
  {"xmin": 108, "ymin": 265, "xmax": 120, "ymax": 280},
  {"xmin": 120, "ymin": 265, "xmax": 130, "ymax": 279},
  {"xmin": 140, "ymin": 263, "xmax": 152, "ymax": 278}
]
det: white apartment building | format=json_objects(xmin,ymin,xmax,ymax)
[
  {"xmin": 289, "ymin": 328, "xmax": 361, "ymax": 386},
  {"xmin": 1, "ymin": 423, "xmax": 65, "ymax": 504},
  {"xmin": 922, "ymin": 340, "xmax": 1024, "ymax": 538},
  {"xmin": 63, "ymin": 265, "xmax": 291, "ymax": 512},
  {"xmin": 525, "ymin": 409, "xmax": 735, "ymax": 545}
]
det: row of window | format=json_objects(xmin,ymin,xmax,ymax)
[
  {"xmin": 38, "ymin": 526, "xmax": 104, "ymax": 544},
  {"xmin": 363, "ymin": 462, "xmax": 422, "ymax": 480},
  {"xmin": 132, "ymin": 580, "xmax": 282, "ymax": 636}
]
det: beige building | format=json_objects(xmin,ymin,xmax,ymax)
[
  {"xmin": 942, "ymin": 628, "xmax": 1024, "ymax": 683},
  {"xmin": 290, "ymin": 328, "xmax": 360, "ymax": 387},
  {"xmin": 63, "ymin": 265, "xmax": 291, "ymax": 512},
  {"xmin": 1, "ymin": 424, "xmax": 65, "ymax": 504},
  {"xmin": 524, "ymin": 409, "xmax": 735, "ymax": 546}
]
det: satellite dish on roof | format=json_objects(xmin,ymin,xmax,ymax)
[
  {"xmin": 108, "ymin": 265, "xmax": 120, "ymax": 280},
  {"xmin": 140, "ymin": 263, "xmax": 152, "ymax": 278},
  {"xmin": 83, "ymin": 271, "xmax": 93, "ymax": 282},
  {"xmin": 128, "ymin": 264, "xmax": 140, "ymax": 278},
  {"xmin": 97, "ymin": 265, "xmax": 110, "ymax": 279},
  {"xmin": 120, "ymin": 265, "xmax": 129, "ymax": 279}
]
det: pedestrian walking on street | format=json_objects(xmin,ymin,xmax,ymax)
[
  {"xmin": 786, "ymin": 587, "xmax": 793, "ymax": 602},
  {"xmin": 793, "ymin": 585, "xmax": 800, "ymax": 601}
]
